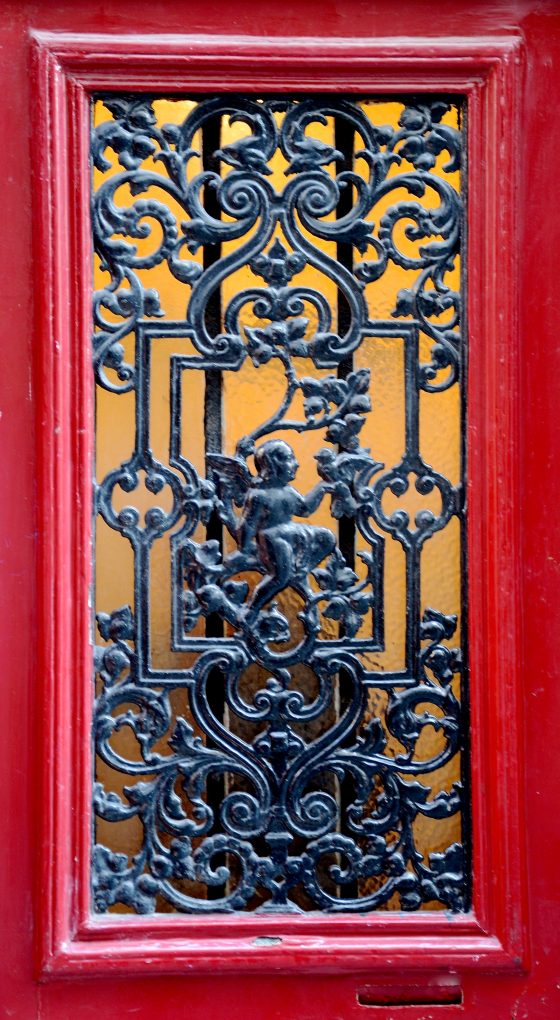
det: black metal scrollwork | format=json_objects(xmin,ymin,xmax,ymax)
[{"xmin": 92, "ymin": 95, "xmax": 467, "ymax": 913}]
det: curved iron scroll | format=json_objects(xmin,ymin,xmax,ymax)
[{"xmin": 92, "ymin": 95, "xmax": 467, "ymax": 914}]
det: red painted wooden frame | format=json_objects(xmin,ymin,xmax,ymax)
[{"xmin": 31, "ymin": 30, "xmax": 526, "ymax": 979}]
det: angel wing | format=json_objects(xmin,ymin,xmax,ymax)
[{"xmin": 206, "ymin": 453, "xmax": 254, "ymax": 507}]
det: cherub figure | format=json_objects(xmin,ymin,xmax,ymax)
[{"xmin": 208, "ymin": 439, "xmax": 336, "ymax": 626}]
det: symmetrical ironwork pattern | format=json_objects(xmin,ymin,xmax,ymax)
[{"xmin": 92, "ymin": 95, "xmax": 467, "ymax": 914}]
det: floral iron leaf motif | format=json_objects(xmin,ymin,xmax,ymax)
[{"xmin": 312, "ymin": 549, "xmax": 374, "ymax": 639}]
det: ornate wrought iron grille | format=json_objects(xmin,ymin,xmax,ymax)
[{"xmin": 92, "ymin": 94, "xmax": 467, "ymax": 914}]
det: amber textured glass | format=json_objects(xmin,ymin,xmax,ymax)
[{"xmin": 92, "ymin": 96, "xmax": 466, "ymax": 915}]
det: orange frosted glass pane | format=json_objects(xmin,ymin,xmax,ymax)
[{"xmin": 93, "ymin": 95, "xmax": 465, "ymax": 914}]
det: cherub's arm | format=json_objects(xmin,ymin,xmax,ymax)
[
  {"xmin": 237, "ymin": 489, "xmax": 263, "ymax": 553},
  {"xmin": 300, "ymin": 481, "xmax": 333, "ymax": 516}
]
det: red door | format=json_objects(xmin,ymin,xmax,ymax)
[{"xmin": 1, "ymin": 2, "xmax": 559, "ymax": 1017}]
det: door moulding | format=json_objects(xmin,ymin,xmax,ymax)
[{"xmin": 31, "ymin": 29, "xmax": 527, "ymax": 979}]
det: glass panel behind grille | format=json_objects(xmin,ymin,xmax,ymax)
[{"xmin": 92, "ymin": 95, "xmax": 467, "ymax": 914}]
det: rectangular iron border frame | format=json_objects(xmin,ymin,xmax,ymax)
[
  {"xmin": 136, "ymin": 319, "xmax": 427, "ymax": 677},
  {"xmin": 31, "ymin": 30, "xmax": 526, "ymax": 978}
]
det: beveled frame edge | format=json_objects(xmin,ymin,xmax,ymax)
[{"xmin": 30, "ymin": 30, "xmax": 527, "ymax": 979}]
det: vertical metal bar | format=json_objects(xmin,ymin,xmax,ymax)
[
  {"xmin": 404, "ymin": 328, "xmax": 421, "ymax": 677},
  {"xmin": 334, "ymin": 115, "xmax": 358, "ymax": 896},
  {"xmin": 134, "ymin": 326, "xmax": 151, "ymax": 677},
  {"xmin": 202, "ymin": 114, "xmax": 224, "ymax": 567},
  {"xmin": 201, "ymin": 114, "xmax": 227, "ymax": 899},
  {"xmin": 335, "ymin": 115, "xmax": 356, "ymax": 574}
]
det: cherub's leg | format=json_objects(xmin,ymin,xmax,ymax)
[
  {"xmin": 244, "ymin": 534, "xmax": 293, "ymax": 624},
  {"xmin": 291, "ymin": 528, "xmax": 337, "ymax": 606},
  {"xmin": 308, "ymin": 527, "xmax": 336, "ymax": 571},
  {"xmin": 222, "ymin": 549, "xmax": 258, "ymax": 574}
]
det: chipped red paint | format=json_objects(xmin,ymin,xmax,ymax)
[{"xmin": 0, "ymin": 3, "xmax": 559, "ymax": 1017}]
